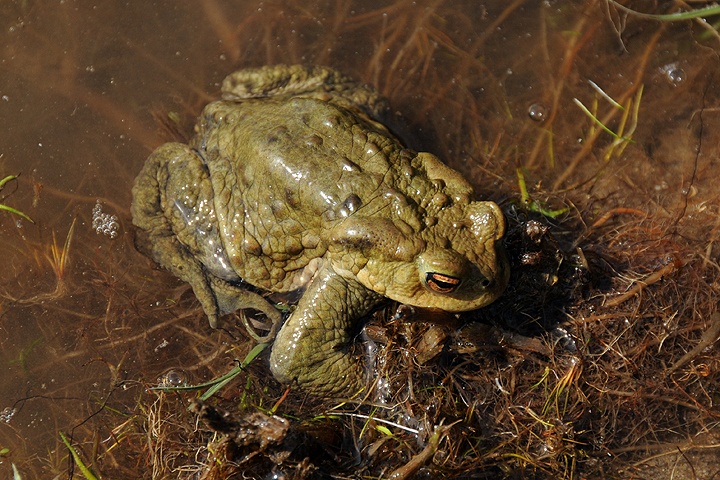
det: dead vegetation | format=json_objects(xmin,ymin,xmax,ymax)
[{"xmin": 2, "ymin": 0, "xmax": 720, "ymax": 478}]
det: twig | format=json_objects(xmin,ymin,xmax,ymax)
[
  {"xmin": 666, "ymin": 312, "xmax": 720, "ymax": 375},
  {"xmin": 605, "ymin": 262, "xmax": 678, "ymax": 307},
  {"xmin": 387, "ymin": 421, "xmax": 457, "ymax": 480}
]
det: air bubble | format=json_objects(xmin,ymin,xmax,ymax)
[
  {"xmin": 157, "ymin": 370, "xmax": 188, "ymax": 388},
  {"xmin": 1, "ymin": 406, "xmax": 16, "ymax": 423},
  {"xmin": 92, "ymin": 199, "xmax": 119, "ymax": 238},
  {"xmin": 661, "ymin": 63, "xmax": 686, "ymax": 86},
  {"xmin": 667, "ymin": 68, "xmax": 685, "ymax": 84},
  {"xmin": 528, "ymin": 103, "xmax": 548, "ymax": 122}
]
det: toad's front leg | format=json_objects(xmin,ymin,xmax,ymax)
[{"xmin": 269, "ymin": 266, "xmax": 382, "ymax": 396}]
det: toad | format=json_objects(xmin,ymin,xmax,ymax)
[{"xmin": 131, "ymin": 65, "xmax": 509, "ymax": 396}]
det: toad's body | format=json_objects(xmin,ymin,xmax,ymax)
[{"xmin": 131, "ymin": 65, "xmax": 509, "ymax": 395}]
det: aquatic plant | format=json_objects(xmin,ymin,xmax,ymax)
[
  {"xmin": 3, "ymin": 1, "xmax": 720, "ymax": 478},
  {"xmin": 59, "ymin": 432, "xmax": 99, "ymax": 480},
  {"xmin": 0, "ymin": 174, "xmax": 32, "ymax": 223}
]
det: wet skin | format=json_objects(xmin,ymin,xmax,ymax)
[{"xmin": 131, "ymin": 65, "xmax": 509, "ymax": 396}]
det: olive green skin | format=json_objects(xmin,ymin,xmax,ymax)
[{"xmin": 131, "ymin": 65, "xmax": 509, "ymax": 396}]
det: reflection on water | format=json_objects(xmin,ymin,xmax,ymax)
[{"xmin": 1, "ymin": 0, "xmax": 719, "ymax": 477}]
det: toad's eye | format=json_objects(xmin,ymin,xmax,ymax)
[{"xmin": 425, "ymin": 272, "xmax": 461, "ymax": 294}]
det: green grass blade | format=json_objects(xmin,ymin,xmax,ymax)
[
  {"xmin": 609, "ymin": 1, "xmax": 720, "ymax": 21},
  {"xmin": 0, "ymin": 203, "xmax": 34, "ymax": 223},
  {"xmin": 200, "ymin": 343, "xmax": 268, "ymax": 400},
  {"xmin": 0, "ymin": 174, "xmax": 34, "ymax": 223},
  {"xmin": 587, "ymin": 80, "xmax": 624, "ymax": 109},
  {"xmin": 151, "ymin": 365, "xmax": 243, "ymax": 392},
  {"xmin": 573, "ymin": 98, "xmax": 620, "ymax": 139},
  {"xmin": 59, "ymin": 432, "xmax": 99, "ymax": 480},
  {"xmin": 199, "ymin": 365, "xmax": 244, "ymax": 400},
  {"xmin": 0, "ymin": 175, "xmax": 17, "ymax": 189},
  {"xmin": 151, "ymin": 343, "xmax": 269, "ymax": 400}
]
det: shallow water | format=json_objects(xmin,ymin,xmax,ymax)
[{"xmin": 1, "ymin": 0, "xmax": 719, "ymax": 477}]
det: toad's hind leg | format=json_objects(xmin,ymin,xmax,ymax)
[
  {"xmin": 132, "ymin": 142, "xmax": 282, "ymax": 332},
  {"xmin": 209, "ymin": 276, "xmax": 282, "ymax": 342},
  {"xmin": 132, "ymin": 143, "xmax": 236, "ymax": 328},
  {"xmin": 269, "ymin": 267, "xmax": 382, "ymax": 397}
]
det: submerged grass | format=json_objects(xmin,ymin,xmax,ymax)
[
  {"xmin": 0, "ymin": 174, "xmax": 33, "ymax": 223},
  {"xmin": 59, "ymin": 432, "xmax": 99, "ymax": 480},
  {"xmin": 516, "ymin": 167, "xmax": 570, "ymax": 218},
  {"xmin": 608, "ymin": 0, "xmax": 720, "ymax": 22},
  {"xmin": 3, "ymin": 0, "xmax": 720, "ymax": 478},
  {"xmin": 151, "ymin": 342, "xmax": 269, "ymax": 400}
]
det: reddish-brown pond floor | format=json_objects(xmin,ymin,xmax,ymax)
[{"xmin": 1, "ymin": 1, "xmax": 720, "ymax": 478}]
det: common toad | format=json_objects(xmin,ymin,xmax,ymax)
[{"xmin": 131, "ymin": 65, "xmax": 509, "ymax": 395}]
